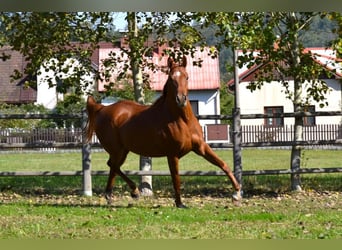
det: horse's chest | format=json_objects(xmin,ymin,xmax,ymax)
[{"xmin": 163, "ymin": 122, "xmax": 192, "ymax": 147}]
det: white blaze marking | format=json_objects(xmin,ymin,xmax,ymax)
[{"xmin": 174, "ymin": 71, "xmax": 181, "ymax": 77}]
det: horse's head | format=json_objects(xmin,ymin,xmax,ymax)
[{"xmin": 166, "ymin": 56, "xmax": 189, "ymax": 108}]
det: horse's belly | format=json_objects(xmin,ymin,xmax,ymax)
[
  {"xmin": 121, "ymin": 128, "xmax": 190, "ymax": 157},
  {"xmin": 123, "ymin": 133, "xmax": 170, "ymax": 157}
]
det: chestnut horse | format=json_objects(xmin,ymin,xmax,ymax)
[{"xmin": 86, "ymin": 56, "xmax": 241, "ymax": 208}]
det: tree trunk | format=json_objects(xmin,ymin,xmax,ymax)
[
  {"xmin": 127, "ymin": 12, "xmax": 153, "ymax": 196},
  {"xmin": 291, "ymin": 104, "xmax": 303, "ymax": 191},
  {"xmin": 232, "ymin": 49, "xmax": 242, "ymax": 190},
  {"xmin": 290, "ymin": 13, "xmax": 303, "ymax": 191}
]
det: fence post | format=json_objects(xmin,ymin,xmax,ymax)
[{"xmin": 82, "ymin": 109, "xmax": 92, "ymax": 196}]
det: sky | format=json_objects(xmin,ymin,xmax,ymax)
[{"xmin": 112, "ymin": 12, "xmax": 127, "ymax": 31}]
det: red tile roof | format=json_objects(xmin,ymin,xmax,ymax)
[
  {"xmin": 227, "ymin": 47, "xmax": 341, "ymax": 87},
  {"xmin": 96, "ymin": 46, "xmax": 220, "ymax": 92}
]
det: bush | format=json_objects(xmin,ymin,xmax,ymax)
[{"xmin": 0, "ymin": 103, "xmax": 54, "ymax": 129}]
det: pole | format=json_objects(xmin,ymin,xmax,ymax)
[
  {"xmin": 232, "ymin": 48, "xmax": 242, "ymax": 188},
  {"xmin": 127, "ymin": 12, "xmax": 153, "ymax": 196},
  {"xmin": 82, "ymin": 109, "xmax": 92, "ymax": 196}
]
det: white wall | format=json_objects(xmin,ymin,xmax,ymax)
[
  {"xmin": 36, "ymin": 58, "xmax": 94, "ymax": 109},
  {"xmin": 189, "ymin": 90, "xmax": 220, "ymax": 127},
  {"xmin": 239, "ymin": 79, "xmax": 341, "ymax": 125}
]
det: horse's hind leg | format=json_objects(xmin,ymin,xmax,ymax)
[
  {"xmin": 105, "ymin": 165, "xmax": 117, "ymax": 204},
  {"xmin": 193, "ymin": 142, "xmax": 242, "ymax": 201},
  {"xmin": 106, "ymin": 153, "xmax": 140, "ymax": 202},
  {"xmin": 105, "ymin": 152, "xmax": 137, "ymax": 203},
  {"xmin": 116, "ymin": 169, "xmax": 140, "ymax": 199}
]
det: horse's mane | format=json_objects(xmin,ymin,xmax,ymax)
[{"xmin": 150, "ymin": 76, "xmax": 170, "ymax": 108}]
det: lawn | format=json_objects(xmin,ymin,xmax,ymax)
[
  {"xmin": 1, "ymin": 148, "xmax": 342, "ymax": 172},
  {"xmin": 0, "ymin": 148, "xmax": 341, "ymax": 239},
  {"xmin": 0, "ymin": 189, "xmax": 341, "ymax": 239}
]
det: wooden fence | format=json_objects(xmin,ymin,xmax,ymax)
[
  {"xmin": 0, "ymin": 111, "xmax": 341, "ymax": 196},
  {"xmin": 1, "ymin": 124, "xmax": 341, "ymax": 150},
  {"xmin": 241, "ymin": 124, "xmax": 342, "ymax": 143}
]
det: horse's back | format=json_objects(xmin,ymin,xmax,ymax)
[{"xmin": 101, "ymin": 100, "xmax": 147, "ymax": 123}]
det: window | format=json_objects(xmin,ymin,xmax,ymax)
[
  {"xmin": 303, "ymin": 105, "xmax": 316, "ymax": 126},
  {"xmin": 190, "ymin": 100, "xmax": 199, "ymax": 116},
  {"xmin": 264, "ymin": 106, "xmax": 284, "ymax": 127}
]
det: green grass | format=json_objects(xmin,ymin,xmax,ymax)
[
  {"xmin": 0, "ymin": 190, "xmax": 341, "ymax": 239},
  {"xmin": 1, "ymin": 148, "xmax": 342, "ymax": 171},
  {"xmin": 0, "ymin": 148, "xmax": 341, "ymax": 194},
  {"xmin": 0, "ymin": 148, "xmax": 341, "ymax": 239}
]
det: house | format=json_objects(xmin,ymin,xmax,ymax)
[
  {"xmin": 228, "ymin": 48, "xmax": 342, "ymax": 127},
  {"xmin": 1, "ymin": 42, "xmax": 223, "ymax": 129},
  {"xmin": 0, "ymin": 46, "xmax": 37, "ymax": 105},
  {"xmin": 96, "ymin": 43, "xmax": 222, "ymax": 127},
  {"xmin": 36, "ymin": 57, "xmax": 94, "ymax": 109}
]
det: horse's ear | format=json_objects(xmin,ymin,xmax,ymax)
[
  {"xmin": 181, "ymin": 56, "xmax": 187, "ymax": 68},
  {"xmin": 167, "ymin": 57, "xmax": 174, "ymax": 69}
]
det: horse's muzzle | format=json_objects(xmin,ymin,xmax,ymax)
[{"xmin": 176, "ymin": 94, "xmax": 187, "ymax": 107}]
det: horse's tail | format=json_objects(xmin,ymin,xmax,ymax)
[{"xmin": 85, "ymin": 96, "xmax": 102, "ymax": 142}]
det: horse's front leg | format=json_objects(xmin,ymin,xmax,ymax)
[
  {"xmin": 167, "ymin": 156, "xmax": 187, "ymax": 208},
  {"xmin": 194, "ymin": 142, "xmax": 242, "ymax": 203}
]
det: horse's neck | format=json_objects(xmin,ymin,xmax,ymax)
[
  {"xmin": 153, "ymin": 80, "xmax": 194, "ymax": 122},
  {"xmin": 180, "ymin": 105, "xmax": 193, "ymax": 122},
  {"xmin": 167, "ymin": 97, "xmax": 193, "ymax": 122}
]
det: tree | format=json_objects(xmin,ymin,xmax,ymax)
[
  {"xmin": 53, "ymin": 94, "xmax": 86, "ymax": 128},
  {"xmin": 3, "ymin": 12, "xmax": 339, "ymax": 192},
  {"xmin": 0, "ymin": 11, "xmax": 204, "ymax": 196},
  {"xmin": 198, "ymin": 12, "xmax": 339, "ymax": 190},
  {"xmin": 0, "ymin": 103, "xmax": 51, "ymax": 129},
  {"xmin": 0, "ymin": 12, "xmax": 113, "ymax": 94},
  {"xmin": 328, "ymin": 12, "xmax": 342, "ymax": 58},
  {"xmin": 239, "ymin": 12, "xmax": 336, "ymax": 191},
  {"xmin": 98, "ymin": 12, "xmax": 209, "ymax": 195}
]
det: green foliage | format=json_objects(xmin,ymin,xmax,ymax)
[
  {"xmin": 0, "ymin": 95, "xmax": 85, "ymax": 129},
  {"xmin": 0, "ymin": 12, "xmax": 112, "ymax": 93},
  {"xmin": 0, "ymin": 12, "xmax": 340, "ymax": 108},
  {"xmin": 183, "ymin": 12, "xmax": 340, "ymax": 108},
  {"xmin": 219, "ymin": 82, "xmax": 234, "ymax": 124},
  {"xmin": 102, "ymin": 79, "xmax": 155, "ymax": 103},
  {"xmin": 53, "ymin": 94, "xmax": 86, "ymax": 128},
  {"xmin": 328, "ymin": 12, "xmax": 342, "ymax": 57},
  {"xmin": 0, "ymin": 103, "xmax": 52, "ymax": 129}
]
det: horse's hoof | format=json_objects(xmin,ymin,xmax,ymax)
[
  {"xmin": 130, "ymin": 188, "xmax": 140, "ymax": 199},
  {"xmin": 105, "ymin": 194, "xmax": 113, "ymax": 205},
  {"xmin": 176, "ymin": 203, "xmax": 188, "ymax": 209},
  {"xmin": 232, "ymin": 190, "xmax": 243, "ymax": 200},
  {"xmin": 232, "ymin": 190, "xmax": 243, "ymax": 206}
]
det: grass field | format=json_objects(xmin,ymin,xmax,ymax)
[
  {"xmin": 0, "ymin": 148, "xmax": 341, "ymax": 239},
  {"xmin": 1, "ymin": 148, "xmax": 342, "ymax": 172}
]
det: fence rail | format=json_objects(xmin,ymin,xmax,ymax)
[
  {"xmin": 0, "ymin": 112, "xmax": 341, "ymax": 196},
  {"xmin": 1, "ymin": 167, "xmax": 341, "ymax": 177},
  {"xmin": 0, "ymin": 124, "xmax": 341, "ymax": 150}
]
